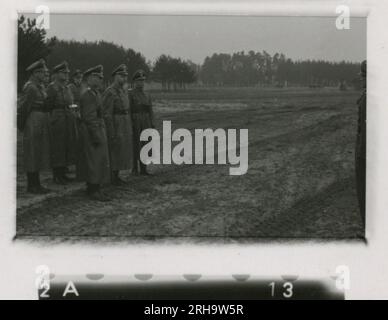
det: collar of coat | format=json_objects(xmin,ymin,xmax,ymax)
[
  {"xmin": 87, "ymin": 87, "xmax": 100, "ymax": 96},
  {"xmin": 26, "ymin": 77, "xmax": 44, "ymax": 89}
]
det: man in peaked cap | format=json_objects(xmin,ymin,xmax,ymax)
[
  {"xmin": 68, "ymin": 69, "xmax": 85, "ymax": 180},
  {"xmin": 355, "ymin": 60, "xmax": 367, "ymax": 229},
  {"xmin": 68, "ymin": 69, "xmax": 84, "ymax": 106},
  {"xmin": 46, "ymin": 61, "xmax": 79, "ymax": 184},
  {"xmin": 133, "ymin": 69, "xmax": 147, "ymax": 81},
  {"xmin": 17, "ymin": 59, "xmax": 52, "ymax": 194},
  {"xmin": 78, "ymin": 65, "xmax": 111, "ymax": 201},
  {"xmin": 102, "ymin": 64, "xmax": 133, "ymax": 185},
  {"xmin": 129, "ymin": 69, "xmax": 155, "ymax": 175},
  {"xmin": 43, "ymin": 68, "xmax": 51, "ymax": 87}
]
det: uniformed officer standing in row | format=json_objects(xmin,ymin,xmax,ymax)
[
  {"xmin": 68, "ymin": 69, "xmax": 83, "ymax": 106},
  {"xmin": 355, "ymin": 60, "xmax": 366, "ymax": 228},
  {"xmin": 17, "ymin": 59, "xmax": 51, "ymax": 194},
  {"xmin": 46, "ymin": 61, "xmax": 78, "ymax": 184},
  {"xmin": 103, "ymin": 64, "xmax": 133, "ymax": 185},
  {"xmin": 129, "ymin": 69, "xmax": 155, "ymax": 175},
  {"xmin": 68, "ymin": 69, "xmax": 84, "ymax": 179},
  {"xmin": 44, "ymin": 68, "xmax": 51, "ymax": 87},
  {"xmin": 78, "ymin": 65, "xmax": 111, "ymax": 202}
]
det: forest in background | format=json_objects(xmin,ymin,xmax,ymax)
[{"xmin": 18, "ymin": 16, "xmax": 362, "ymax": 92}]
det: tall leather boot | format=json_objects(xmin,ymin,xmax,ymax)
[
  {"xmin": 53, "ymin": 167, "xmax": 67, "ymax": 185},
  {"xmin": 132, "ymin": 163, "xmax": 139, "ymax": 175},
  {"xmin": 62, "ymin": 166, "xmax": 74, "ymax": 182},
  {"xmin": 87, "ymin": 184, "xmax": 111, "ymax": 202},
  {"xmin": 36, "ymin": 172, "xmax": 51, "ymax": 193},
  {"xmin": 112, "ymin": 170, "xmax": 126, "ymax": 185},
  {"xmin": 86, "ymin": 182, "xmax": 95, "ymax": 195},
  {"xmin": 27, "ymin": 172, "xmax": 48, "ymax": 194},
  {"xmin": 139, "ymin": 162, "xmax": 150, "ymax": 176},
  {"xmin": 132, "ymin": 141, "xmax": 140, "ymax": 175},
  {"xmin": 26, "ymin": 172, "xmax": 35, "ymax": 193}
]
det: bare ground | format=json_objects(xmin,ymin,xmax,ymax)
[{"xmin": 16, "ymin": 88, "xmax": 364, "ymax": 242}]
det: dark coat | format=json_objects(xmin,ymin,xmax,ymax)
[
  {"xmin": 355, "ymin": 90, "xmax": 366, "ymax": 161},
  {"xmin": 78, "ymin": 88, "xmax": 110, "ymax": 185},
  {"xmin": 355, "ymin": 89, "xmax": 366, "ymax": 226},
  {"xmin": 102, "ymin": 84, "xmax": 133, "ymax": 171},
  {"xmin": 46, "ymin": 81, "xmax": 78, "ymax": 167},
  {"xmin": 68, "ymin": 82, "xmax": 82, "ymax": 105},
  {"xmin": 19, "ymin": 80, "xmax": 51, "ymax": 172},
  {"xmin": 129, "ymin": 88, "xmax": 155, "ymax": 161}
]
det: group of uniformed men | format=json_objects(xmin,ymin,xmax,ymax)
[
  {"xmin": 18, "ymin": 58, "xmax": 367, "ymax": 221},
  {"xmin": 18, "ymin": 59, "xmax": 154, "ymax": 202}
]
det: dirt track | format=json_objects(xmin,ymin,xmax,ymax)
[{"xmin": 16, "ymin": 88, "xmax": 364, "ymax": 241}]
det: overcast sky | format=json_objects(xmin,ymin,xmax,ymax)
[{"xmin": 26, "ymin": 14, "xmax": 366, "ymax": 64}]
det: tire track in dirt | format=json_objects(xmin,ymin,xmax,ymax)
[
  {"xmin": 264, "ymin": 177, "xmax": 363, "ymax": 238},
  {"xmin": 16, "ymin": 113, "xmax": 355, "ymax": 237},
  {"xmin": 16, "ymin": 93, "xmax": 361, "ymax": 239},
  {"xmin": 138, "ymin": 109, "xmax": 358, "ymax": 238},
  {"xmin": 225, "ymin": 111, "xmax": 359, "ymax": 238}
]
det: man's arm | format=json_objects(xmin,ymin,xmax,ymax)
[
  {"xmin": 148, "ymin": 93, "xmax": 155, "ymax": 128},
  {"xmin": 45, "ymin": 84, "xmax": 57, "ymax": 112},
  {"xmin": 17, "ymin": 84, "xmax": 35, "ymax": 131},
  {"xmin": 81, "ymin": 91, "xmax": 101, "ymax": 146},
  {"xmin": 102, "ymin": 88, "xmax": 116, "ymax": 141}
]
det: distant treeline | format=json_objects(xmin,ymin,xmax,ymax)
[
  {"xmin": 47, "ymin": 40, "xmax": 150, "ymax": 84},
  {"xmin": 200, "ymin": 51, "xmax": 361, "ymax": 88},
  {"xmin": 48, "ymin": 42, "xmax": 198, "ymax": 91},
  {"xmin": 18, "ymin": 16, "xmax": 362, "ymax": 92}
]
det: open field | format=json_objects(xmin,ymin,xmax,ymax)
[{"xmin": 16, "ymin": 87, "xmax": 364, "ymax": 241}]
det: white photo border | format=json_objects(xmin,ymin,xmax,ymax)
[{"xmin": 1, "ymin": 0, "xmax": 386, "ymax": 300}]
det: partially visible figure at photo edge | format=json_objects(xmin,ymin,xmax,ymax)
[
  {"xmin": 129, "ymin": 69, "xmax": 155, "ymax": 176},
  {"xmin": 355, "ymin": 60, "xmax": 366, "ymax": 229},
  {"xmin": 17, "ymin": 59, "xmax": 52, "ymax": 194}
]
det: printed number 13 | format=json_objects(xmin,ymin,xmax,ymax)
[{"xmin": 269, "ymin": 282, "xmax": 293, "ymax": 298}]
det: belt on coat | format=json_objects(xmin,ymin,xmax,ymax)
[
  {"xmin": 113, "ymin": 110, "xmax": 130, "ymax": 115},
  {"xmin": 31, "ymin": 107, "xmax": 48, "ymax": 112},
  {"xmin": 79, "ymin": 118, "xmax": 104, "ymax": 124},
  {"xmin": 132, "ymin": 110, "xmax": 151, "ymax": 115}
]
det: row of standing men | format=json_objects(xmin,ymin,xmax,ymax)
[{"xmin": 18, "ymin": 59, "xmax": 154, "ymax": 202}]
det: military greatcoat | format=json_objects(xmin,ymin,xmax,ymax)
[
  {"xmin": 78, "ymin": 88, "xmax": 111, "ymax": 185},
  {"xmin": 19, "ymin": 80, "xmax": 51, "ymax": 172},
  {"xmin": 103, "ymin": 84, "xmax": 133, "ymax": 171},
  {"xmin": 129, "ymin": 88, "xmax": 155, "ymax": 162},
  {"xmin": 46, "ymin": 82, "xmax": 78, "ymax": 167},
  {"xmin": 68, "ymin": 82, "xmax": 82, "ymax": 106}
]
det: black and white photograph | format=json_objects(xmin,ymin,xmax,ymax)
[
  {"xmin": 3, "ymin": 0, "xmax": 388, "ymax": 302},
  {"xmin": 15, "ymin": 12, "xmax": 367, "ymax": 241}
]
